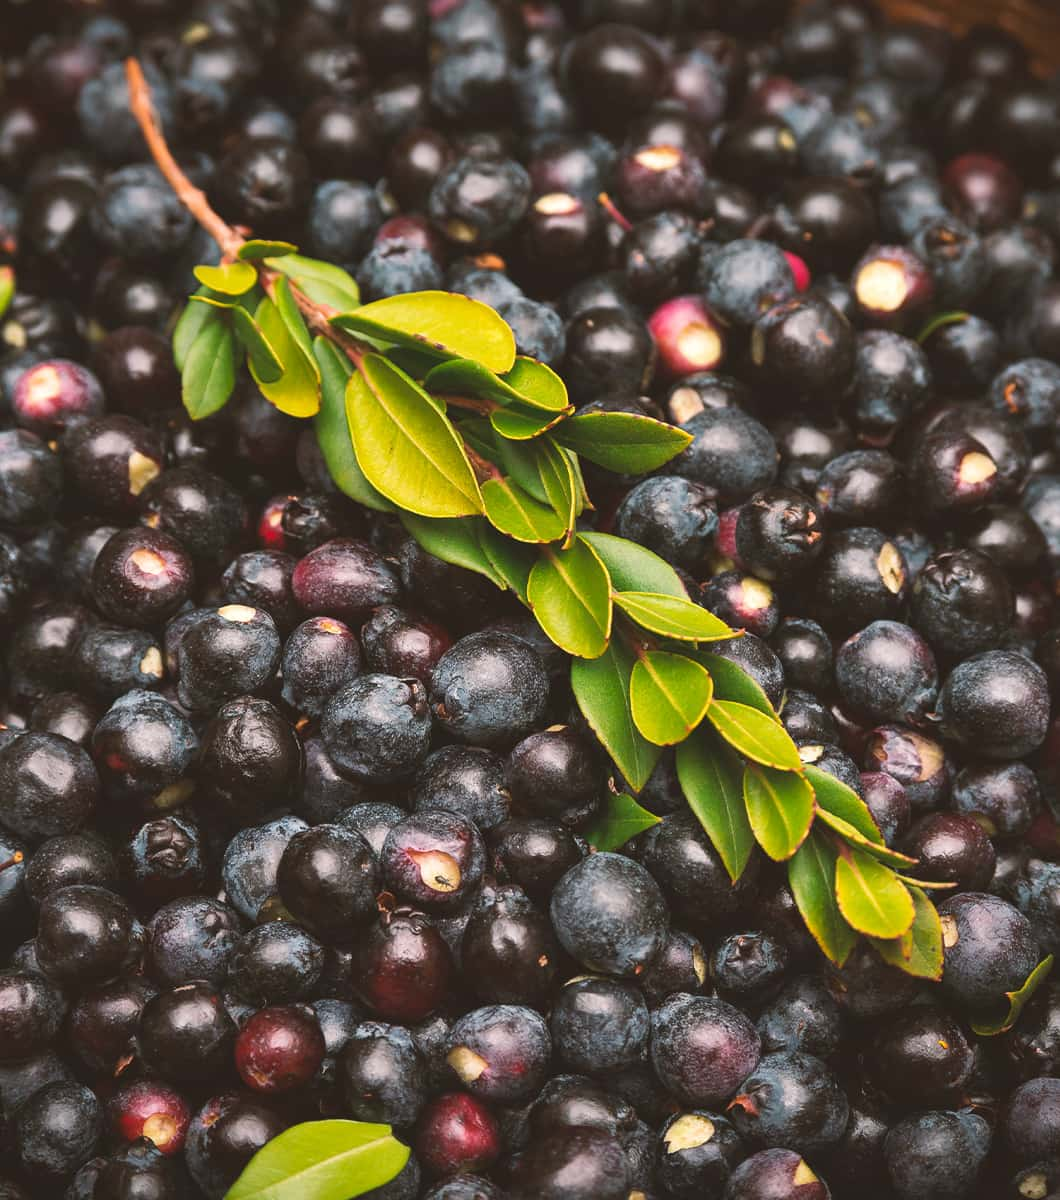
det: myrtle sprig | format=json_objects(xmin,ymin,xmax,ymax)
[{"xmin": 126, "ymin": 59, "xmax": 1053, "ymax": 1022}]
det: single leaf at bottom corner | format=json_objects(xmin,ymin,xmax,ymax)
[
  {"xmin": 970, "ymin": 955, "xmax": 1055, "ymax": 1037},
  {"xmin": 834, "ymin": 846, "xmax": 915, "ymax": 939},
  {"xmin": 630, "ymin": 650, "xmax": 713, "ymax": 746},
  {"xmin": 581, "ymin": 790, "xmax": 661, "ymax": 853},
  {"xmin": 675, "ymin": 727, "xmax": 754, "ymax": 884},
  {"xmin": 787, "ymin": 831, "xmax": 857, "ymax": 968},
  {"xmin": 870, "ymin": 885, "xmax": 943, "ymax": 981},
  {"xmin": 743, "ymin": 763, "xmax": 815, "ymax": 861},
  {"xmin": 224, "ymin": 1119, "xmax": 409, "ymax": 1200}
]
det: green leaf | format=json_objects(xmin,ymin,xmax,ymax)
[
  {"xmin": 347, "ymin": 354, "xmax": 483, "ymax": 518},
  {"xmin": 387, "ymin": 346, "xmax": 444, "ymax": 381},
  {"xmin": 788, "ymin": 831, "xmax": 858, "ymax": 968},
  {"xmin": 813, "ymin": 807, "xmax": 917, "ymax": 869},
  {"xmin": 231, "ymin": 307, "xmax": 283, "ymax": 383},
  {"xmin": 400, "ymin": 514, "xmax": 504, "ymax": 590},
  {"xmin": 707, "ymin": 701, "xmax": 803, "ymax": 771},
  {"xmin": 267, "ymin": 254, "xmax": 360, "ymax": 311},
  {"xmin": 743, "ymin": 764, "xmax": 816, "ymax": 861},
  {"xmin": 834, "ymin": 846, "xmax": 916, "ymax": 939},
  {"xmin": 970, "ymin": 955, "xmax": 1055, "ymax": 1037},
  {"xmin": 579, "ymin": 533, "xmax": 687, "ymax": 598},
  {"xmin": 490, "ymin": 405, "xmax": 570, "ymax": 440},
  {"xmin": 224, "ymin": 1119, "xmax": 409, "ymax": 1200},
  {"xmin": 537, "ymin": 439, "xmax": 577, "ymax": 545},
  {"xmin": 174, "ymin": 289, "xmax": 218, "ymax": 372},
  {"xmin": 251, "ymin": 296, "xmax": 321, "ymax": 417},
  {"xmin": 582, "ymin": 790, "xmax": 661, "ymax": 853},
  {"xmin": 697, "ymin": 653, "xmax": 774, "ymax": 716},
  {"xmin": 528, "ymin": 537, "xmax": 612, "ymax": 659},
  {"xmin": 871, "ymin": 886, "xmax": 943, "ymax": 981},
  {"xmin": 238, "ymin": 239, "xmax": 297, "ymax": 260},
  {"xmin": 676, "ymin": 728, "xmax": 755, "ymax": 883},
  {"xmin": 614, "ymin": 592, "xmax": 733, "ymax": 642},
  {"xmin": 0, "ymin": 266, "xmax": 13, "ymax": 321},
  {"xmin": 333, "ymin": 292, "xmax": 515, "ymax": 374},
  {"xmin": 426, "ymin": 355, "xmax": 568, "ymax": 413},
  {"xmin": 274, "ymin": 276, "xmax": 316, "ymax": 365},
  {"xmin": 917, "ymin": 310, "xmax": 969, "ymax": 344},
  {"xmin": 571, "ymin": 640, "xmax": 661, "ymax": 791},
  {"xmin": 805, "ymin": 765, "xmax": 884, "ymax": 845},
  {"xmin": 182, "ymin": 312, "xmax": 236, "ymax": 420},
  {"xmin": 492, "ymin": 436, "xmax": 547, "ymax": 503},
  {"xmin": 476, "ymin": 525, "xmax": 534, "ymax": 602},
  {"xmin": 630, "ymin": 651, "xmax": 713, "ymax": 746},
  {"xmin": 193, "ymin": 261, "xmax": 257, "ymax": 295},
  {"xmin": 312, "ymin": 338, "xmax": 395, "ymax": 513},
  {"xmin": 482, "ymin": 477, "xmax": 567, "ymax": 544},
  {"xmin": 554, "ymin": 411, "xmax": 692, "ymax": 473}
]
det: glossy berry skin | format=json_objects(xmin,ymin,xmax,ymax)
[
  {"xmin": 835, "ymin": 620, "xmax": 938, "ymax": 726},
  {"xmin": 648, "ymin": 295, "xmax": 725, "ymax": 378},
  {"xmin": 227, "ymin": 923, "xmax": 324, "ymax": 1007},
  {"xmin": 176, "ymin": 605, "xmax": 281, "ymax": 713},
  {"xmin": 815, "ymin": 450, "xmax": 905, "ymax": 528},
  {"xmin": 36, "ymin": 885, "xmax": 135, "ymax": 986},
  {"xmin": 67, "ymin": 976, "xmax": 156, "ymax": 1077},
  {"xmin": 106, "ymin": 1079, "xmax": 190, "ymax": 1156},
  {"xmin": 291, "ymin": 539, "xmax": 402, "ymax": 626},
  {"xmin": 756, "ymin": 976, "xmax": 842, "ymax": 1060},
  {"xmin": 674, "ymin": 407, "xmax": 778, "ymax": 506},
  {"xmin": 951, "ymin": 762, "xmax": 1041, "ymax": 840},
  {"xmin": 509, "ymin": 1125, "xmax": 631, "ymax": 1200},
  {"xmin": 11, "ymin": 359, "xmax": 104, "ymax": 435},
  {"xmin": 221, "ymin": 551, "xmax": 300, "ymax": 635},
  {"xmin": 0, "ymin": 429, "xmax": 63, "ymax": 528},
  {"xmin": 0, "ymin": 731, "xmax": 98, "ymax": 841},
  {"xmin": 412, "ymin": 746, "xmax": 511, "ymax": 833},
  {"xmin": 656, "ymin": 1110, "xmax": 745, "ymax": 1200},
  {"xmin": 613, "ymin": 475, "xmax": 718, "ymax": 571},
  {"xmin": 938, "ymin": 892, "xmax": 1039, "ymax": 1011},
  {"xmin": 884, "ymin": 1109, "xmax": 991, "ymax": 1200},
  {"xmin": 1001, "ymin": 1078, "xmax": 1060, "ymax": 1164},
  {"xmin": 551, "ymin": 852, "xmax": 667, "ymax": 977},
  {"xmin": 750, "ymin": 297, "xmax": 855, "ymax": 395},
  {"xmin": 566, "ymin": 24, "xmax": 663, "ymax": 131},
  {"xmin": 860, "ymin": 773, "xmax": 912, "ymax": 847},
  {"xmin": 321, "ymin": 674, "xmax": 431, "ymax": 784},
  {"xmin": 505, "ymin": 725, "xmax": 601, "ymax": 828},
  {"xmin": 277, "ymin": 825, "xmax": 379, "ymax": 941},
  {"xmin": 235, "ymin": 1005, "xmax": 326, "ymax": 1095},
  {"xmin": 852, "ymin": 244, "xmax": 934, "ymax": 329},
  {"xmin": 460, "ymin": 884, "xmax": 558, "ymax": 1009},
  {"xmin": 651, "ymin": 994, "xmax": 761, "ymax": 1108},
  {"xmin": 63, "ymin": 417, "xmax": 164, "ymax": 518},
  {"xmin": 700, "ymin": 239, "xmax": 795, "ymax": 327},
  {"xmin": 381, "ymin": 811, "xmax": 485, "ymax": 912},
  {"xmin": 562, "ymin": 308, "xmax": 654, "ymax": 402},
  {"xmin": 938, "ymin": 650, "xmax": 1050, "ymax": 761},
  {"xmin": 550, "ymin": 975, "xmax": 649, "ymax": 1074},
  {"xmin": 869, "ymin": 1006, "xmax": 974, "ymax": 1108},
  {"xmin": 863, "ymin": 725, "xmax": 952, "ymax": 815},
  {"xmin": 145, "ymin": 896, "xmax": 240, "ymax": 989},
  {"xmin": 14, "ymin": 1080, "xmax": 102, "ymax": 1179},
  {"xmin": 736, "ymin": 487, "xmax": 825, "ymax": 581},
  {"xmin": 445, "ymin": 1004, "xmax": 550, "ymax": 1107},
  {"xmin": 339, "ymin": 1021, "xmax": 425, "ymax": 1126},
  {"xmin": 723, "ymin": 1147, "xmax": 830, "ymax": 1200},
  {"xmin": 222, "ymin": 817, "xmax": 307, "ymax": 924},
  {"xmin": 811, "ymin": 527, "xmax": 908, "ymax": 635},
  {"xmin": 362, "ymin": 607, "xmax": 451, "ymax": 685},
  {"xmin": 139, "ymin": 983, "xmax": 236, "ymax": 1084},
  {"xmin": 615, "ymin": 145, "xmax": 709, "ymax": 218},
  {"xmin": 909, "ymin": 431, "xmax": 1000, "ymax": 519},
  {"xmin": 416, "ymin": 1093, "xmax": 501, "ymax": 1179},
  {"xmin": 185, "ymin": 1093, "xmax": 284, "ymax": 1200},
  {"xmin": 910, "ymin": 549, "xmax": 1013, "ymax": 662},
  {"xmin": 0, "ymin": 969, "xmax": 65, "ymax": 1062},
  {"xmin": 91, "ymin": 690, "xmax": 197, "ymax": 812},
  {"xmin": 771, "ymin": 619, "xmax": 833, "ymax": 696},
  {"xmin": 487, "ymin": 818, "xmax": 584, "ymax": 904},
  {"xmin": 353, "ymin": 911, "xmax": 453, "ymax": 1024},
  {"xmin": 728, "ymin": 1052, "xmax": 848, "ymax": 1154},
  {"xmin": 429, "ymin": 156, "xmax": 530, "ymax": 248},
  {"xmin": 711, "ymin": 931, "xmax": 790, "ymax": 1007},
  {"xmin": 901, "ymin": 813, "xmax": 996, "ymax": 892},
  {"xmin": 702, "ymin": 572, "xmax": 779, "ymax": 639},
  {"xmin": 641, "ymin": 929, "xmax": 709, "ymax": 1008}
]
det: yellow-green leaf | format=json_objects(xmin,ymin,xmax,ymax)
[
  {"xmin": 582, "ymin": 790, "xmax": 661, "ymax": 853},
  {"xmin": 482, "ymin": 477, "xmax": 567, "ymax": 544},
  {"xmin": 536, "ymin": 438, "xmax": 577, "ymax": 545},
  {"xmin": 400, "ymin": 514, "xmax": 504, "ymax": 590},
  {"xmin": 697, "ymin": 653, "xmax": 774, "ymax": 716},
  {"xmin": 346, "ymin": 355, "xmax": 483, "ymax": 518},
  {"xmin": 0, "ymin": 266, "xmax": 13, "ymax": 321},
  {"xmin": 490, "ymin": 405, "xmax": 570, "ymax": 440},
  {"xmin": 194, "ymin": 260, "xmax": 257, "ymax": 295},
  {"xmin": 528, "ymin": 536, "xmax": 612, "ymax": 658},
  {"xmin": 788, "ymin": 831, "xmax": 858, "ymax": 967},
  {"xmin": 173, "ymin": 289, "xmax": 217, "ymax": 372},
  {"xmin": 834, "ymin": 846, "xmax": 916, "ymax": 939},
  {"xmin": 251, "ymin": 296, "xmax": 320, "ymax": 417},
  {"xmin": 476, "ymin": 525, "xmax": 534, "ymax": 603},
  {"xmin": 267, "ymin": 254, "xmax": 360, "ymax": 311},
  {"xmin": 554, "ymin": 411, "xmax": 692, "ymax": 473},
  {"xmin": 630, "ymin": 651, "xmax": 713, "ymax": 746},
  {"xmin": 333, "ymin": 291, "xmax": 515, "ymax": 374},
  {"xmin": 274, "ymin": 276, "xmax": 316, "ymax": 365},
  {"xmin": 224, "ymin": 1119, "xmax": 409, "ymax": 1200},
  {"xmin": 707, "ymin": 700, "xmax": 803, "ymax": 771},
  {"xmin": 871, "ymin": 886, "xmax": 944, "ymax": 981},
  {"xmin": 579, "ymin": 532, "xmax": 687, "ymax": 598},
  {"xmin": 744, "ymin": 764, "xmax": 815, "ymax": 860},
  {"xmin": 231, "ymin": 307, "xmax": 283, "ymax": 383},
  {"xmin": 238, "ymin": 239, "xmax": 298, "ymax": 260},
  {"xmin": 676, "ymin": 727, "xmax": 755, "ymax": 883},
  {"xmin": 571, "ymin": 639, "xmax": 661, "ymax": 791},
  {"xmin": 805, "ymin": 765, "xmax": 884, "ymax": 845},
  {"xmin": 970, "ymin": 955, "xmax": 1055, "ymax": 1036},
  {"xmin": 614, "ymin": 592, "xmax": 733, "ymax": 642},
  {"xmin": 813, "ymin": 806, "xmax": 916, "ymax": 869},
  {"xmin": 427, "ymin": 355, "xmax": 568, "ymax": 413},
  {"xmin": 182, "ymin": 313, "xmax": 235, "ymax": 420}
]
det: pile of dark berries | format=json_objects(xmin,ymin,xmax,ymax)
[{"xmin": 1, "ymin": 1, "xmax": 1060, "ymax": 1198}]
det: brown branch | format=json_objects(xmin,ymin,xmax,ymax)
[
  {"xmin": 125, "ymin": 59, "xmax": 244, "ymax": 261},
  {"xmin": 464, "ymin": 445, "xmax": 503, "ymax": 483},
  {"xmin": 436, "ymin": 393, "xmax": 498, "ymax": 416}
]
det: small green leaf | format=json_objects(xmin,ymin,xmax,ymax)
[
  {"xmin": 696, "ymin": 653, "xmax": 774, "ymax": 716},
  {"xmin": 805, "ymin": 765, "xmax": 884, "ymax": 845},
  {"xmin": 536, "ymin": 439, "xmax": 577, "ymax": 545},
  {"xmin": 917, "ymin": 310, "xmax": 969, "ymax": 344},
  {"xmin": 571, "ymin": 640, "xmax": 661, "ymax": 791},
  {"xmin": 743, "ymin": 764, "xmax": 816, "ymax": 861},
  {"xmin": 347, "ymin": 355, "xmax": 483, "ymax": 518},
  {"xmin": 630, "ymin": 651, "xmax": 713, "ymax": 746},
  {"xmin": 400, "ymin": 514, "xmax": 504, "ymax": 590},
  {"xmin": 333, "ymin": 292, "xmax": 515, "ymax": 374},
  {"xmin": 427, "ymin": 355, "xmax": 568, "ymax": 413},
  {"xmin": 267, "ymin": 254, "xmax": 360, "ymax": 311},
  {"xmin": 834, "ymin": 846, "xmax": 916, "ymax": 939},
  {"xmin": 788, "ymin": 831, "xmax": 858, "ymax": 968},
  {"xmin": 501, "ymin": 357, "xmax": 569, "ymax": 410},
  {"xmin": 482, "ymin": 477, "xmax": 567, "ymax": 544},
  {"xmin": 312, "ymin": 338, "xmax": 395, "ymax": 513},
  {"xmin": 387, "ymin": 346, "xmax": 444, "ymax": 381},
  {"xmin": 492, "ymin": 436, "xmax": 547, "ymax": 503},
  {"xmin": 476, "ymin": 525, "xmax": 534, "ymax": 603},
  {"xmin": 182, "ymin": 313, "xmax": 236, "ymax": 420},
  {"xmin": 871, "ymin": 886, "xmax": 944, "ymax": 981},
  {"xmin": 0, "ymin": 266, "xmax": 13, "ymax": 321},
  {"xmin": 490, "ymin": 405, "xmax": 570, "ymax": 440},
  {"xmin": 554, "ymin": 411, "xmax": 692, "ymax": 473},
  {"xmin": 274, "ymin": 276, "xmax": 317, "ymax": 366},
  {"xmin": 970, "ymin": 955, "xmax": 1055, "ymax": 1037},
  {"xmin": 582, "ymin": 790, "xmax": 662, "ymax": 853},
  {"xmin": 813, "ymin": 807, "xmax": 917, "ymax": 869},
  {"xmin": 251, "ymin": 296, "xmax": 321, "ymax": 417},
  {"xmin": 193, "ymin": 260, "xmax": 257, "ymax": 295},
  {"xmin": 579, "ymin": 533, "xmax": 687, "ymax": 598},
  {"xmin": 174, "ymin": 289, "xmax": 218, "ymax": 372},
  {"xmin": 676, "ymin": 727, "xmax": 755, "ymax": 883},
  {"xmin": 529, "ymin": 537, "xmax": 612, "ymax": 658},
  {"xmin": 614, "ymin": 592, "xmax": 733, "ymax": 642},
  {"xmin": 707, "ymin": 701, "xmax": 803, "ymax": 771},
  {"xmin": 231, "ymin": 307, "xmax": 283, "ymax": 383},
  {"xmin": 224, "ymin": 1119, "xmax": 409, "ymax": 1200},
  {"xmin": 238, "ymin": 239, "xmax": 298, "ymax": 260}
]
